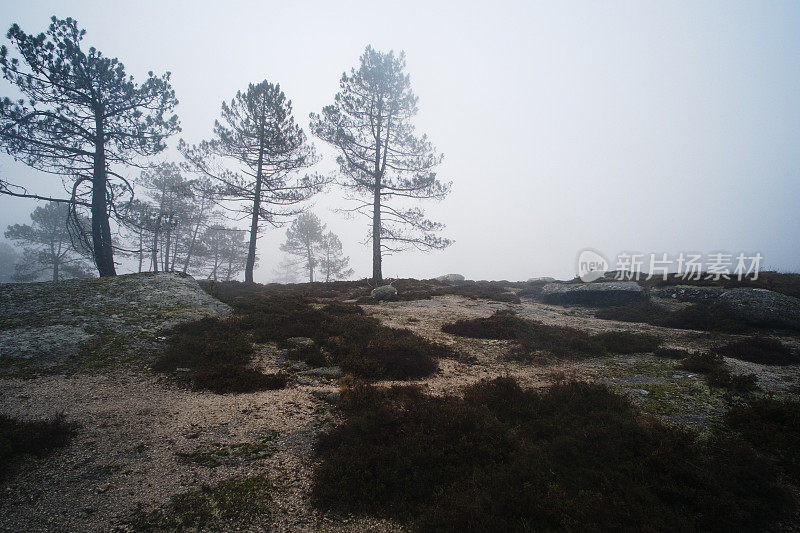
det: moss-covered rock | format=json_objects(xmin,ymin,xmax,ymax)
[{"xmin": 0, "ymin": 273, "xmax": 230, "ymax": 373}]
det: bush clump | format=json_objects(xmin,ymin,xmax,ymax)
[
  {"xmin": 312, "ymin": 378, "xmax": 793, "ymax": 531},
  {"xmin": 442, "ymin": 311, "xmax": 663, "ymax": 358},
  {"xmin": 596, "ymin": 302, "xmax": 746, "ymax": 333},
  {"xmin": 0, "ymin": 414, "xmax": 77, "ymax": 482},
  {"xmin": 678, "ymin": 352, "xmax": 726, "ymax": 374},
  {"xmin": 591, "ymin": 330, "xmax": 663, "ymax": 354},
  {"xmin": 337, "ymin": 328, "xmax": 442, "ymax": 380},
  {"xmin": 654, "ymin": 347, "xmax": 693, "ymax": 359},
  {"xmin": 154, "ymin": 317, "xmax": 287, "ymax": 394},
  {"xmin": 441, "ymin": 310, "xmax": 528, "ymax": 340},
  {"xmin": 715, "ymin": 336, "xmax": 800, "ymax": 365},
  {"xmin": 727, "ymin": 397, "xmax": 800, "ymax": 483},
  {"xmin": 677, "ymin": 351, "xmax": 758, "ymax": 393},
  {"xmin": 230, "ymin": 292, "xmax": 448, "ymax": 380}
]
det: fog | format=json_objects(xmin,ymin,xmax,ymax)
[{"xmin": 1, "ymin": 0, "xmax": 799, "ymax": 282}]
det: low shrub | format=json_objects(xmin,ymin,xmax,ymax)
[
  {"xmin": 715, "ymin": 336, "xmax": 799, "ymax": 365},
  {"xmin": 229, "ymin": 293, "xmax": 446, "ymax": 380},
  {"xmin": 440, "ymin": 310, "xmax": 526, "ymax": 339},
  {"xmin": 154, "ymin": 317, "xmax": 286, "ymax": 394},
  {"xmin": 596, "ymin": 302, "xmax": 746, "ymax": 333},
  {"xmin": 320, "ymin": 301, "xmax": 364, "ymax": 316},
  {"xmin": 0, "ymin": 414, "xmax": 77, "ymax": 482},
  {"xmin": 591, "ymin": 330, "xmax": 663, "ymax": 354},
  {"xmin": 678, "ymin": 352, "xmax": 725, "ymax": 374},
  {"xmin": 664, "ymin": 304, "xmax": 745, "ymax": 332},
  {"xmin": 654, "ymin": 347, "xmax": 693, "ymax": 359},
  {"xmin": 338, "ymin": 328, "xmax": 444, "ymax": 380},
  {"xmin": 676, "ymin": 351, "xmax": 759, "ymax": 393},
  {"xmin": 595, "ymin": 300, "xmax": 665, "ymax": 323},
  {"xmin": 705, "ymin": 368, "xmax": 759, "ymax": 393},
  {"xmin": 727, "ymin": 397, "xmax": 800, "ymax": 483},
  {"xmin": 442, "ymin": 311, "xmax": 663, "ymax": 358},
  {"xmin": 312, "ymin": 378, "xmax": 793, "ymax": 531}
]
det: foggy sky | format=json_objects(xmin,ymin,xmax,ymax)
[{"xmin": 0, "ymin": 0, "xmax": 798, "ymax": 282}]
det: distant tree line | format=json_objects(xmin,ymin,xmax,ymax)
[{"xmin": 0, "ymin": 16, "xmax": 451, "ymax": 283}]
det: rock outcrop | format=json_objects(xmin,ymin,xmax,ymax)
[
  {"xmin": 370, "ymin": 284, "xmax": 398, "ymax": 301},
  {"xmin": 713, "ymin": 288, "xmax": 800, "ymax": 330},
  {"xmin": 436, "ymin": 274, "xmax": 466, "ymax": 283},
  {"xmin": 0, "ymin": 273, "xmax": 231, "ymax": 365},
  {"xmin": 541, "ymin": 281, "xmax": 646, "ymax": 306}
]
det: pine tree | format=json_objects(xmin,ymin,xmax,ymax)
[
  {"xmin": 181, "ymin": 80, "xmax": 325, "ymax": 283},
  {"xmin": 136, "ymin": 163, "xmax": 194, "ymax": 272},
  {"xmin": 319, "ymin": 231, "xmax": 354, "ymax": 282},
  {"xmin": 311, "ymin": 46, "xmax": 451, "ymax": 282},
  {"xmin": 4, "ymin": 202, "xmax": 92, "ymax": 281},
  {"xmin": 280, "ymin": 212, "xmax": 325, "ymax": 282},
  {"xmin": 0, "ymin": 17, "xmax": 179, "ymax": 276},
  {"xmin": 199, "ymin": 226, "xmax": 248, "ymax": 281}
]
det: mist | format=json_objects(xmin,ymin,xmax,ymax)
[{"xmin": 1, "ymin": 0, "xmax": 799, "ymax": 281}]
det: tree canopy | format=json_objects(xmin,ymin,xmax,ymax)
[
  {"xmin": 311, "ymin": 45, "xmax": 451, "ymax": 282},
  {"xmin": 4, "ymin": 201, "xmax": 92, "ymax": 281},
  {"xmin": 0, "ymin": 16, "xmax": 180, "ymax": 276},
  {"xmin": 181, "ymin": 80, "xmax": 325, "ymax": 282}
]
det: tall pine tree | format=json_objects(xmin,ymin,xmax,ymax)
[
  {"xmin": 311, "ymin": 46, "xmax": 451, "ymax": 282},
  {"xmin": 0, "ymin": 17, "xmax": 179, "ymax": 276},
  {"xmin": 181, "ymin": 80, "xmax": 324, "ymax": 283}
]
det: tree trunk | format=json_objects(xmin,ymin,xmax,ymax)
[
  {"xmin": 372, "ymin": 180, "xmax": 382, "ymax": 283},
  {"xmin": 91, "ymin": 115, "xmax": 116, "ymax": 277},
  {"xmin": 244, "ymin": 107, "xmax": 267, "ymax": 284},
  {"xmin": 212, "ymin": 251, "xmax": 220, "ymax": 281},
  {"xmin": 151, "ymin": 229, "xmax": 159, "ymax": 273},
  {"xmin": 182, "ymin": 195, "xmax": 207, "ymax": 273},
  {"xmin": 372, "ymin": 102, "xmax": 383, "ymax": 284},
  {"xmin": 171, "ymin": 233, "xmax": 179, "ymax": 272},
  {"xmin": 52, "ymin": 258, "xmax": 59, "ymax": 282},
  {"xmin": 138, "ymin": 230, "xmax": 143, "ymax": 273},
  {"xmin": 306, "ymin": 243, "xmax": 314, "ymax": 282},
  {"xmin": 163, "ymin": 220, "xmax": 171, "ymax": 272}
]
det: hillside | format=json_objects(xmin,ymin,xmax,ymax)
[{"xmin": 1, "ymin": 275, "xmax": 799, "ymax": 531}]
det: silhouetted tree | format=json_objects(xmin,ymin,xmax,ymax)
[
  {"xmin": 137, "ymin": 163, "xmax": 193, "ymax": 272},
  {"xmin": 181, "ymin": 80, "xmax": 324, "ymax": 283},
  {"xmin": 118, "ymin": 198, "xmax": 156, "ymax": 273},
  {"xmin": 180, "ymin": 177, "xmax": 219, "ymax": 273},
  {"xmin": 199, "ymin": 225, "xmax": 248, "ymax": 281},
  {"xmin": 311, "ymin": 46, "xmax": 451, "ymax": 282},
  {"xmin": 280, "ymin": 212, "xmax": 325, "ymax": 282},
  {"xmin": 319, "ymin": 231, "xmax": 353, "ymax": 282},
  {"xmin": 271, "ymin": 255, "xmax": 301, "ymax": 284},
  {"xmin": 0, "ymin": 17, "xmax": 180, "ymax": 277},
  {"xmin": 0, "ymin": 241, "xmax": 20, "ymax": 282},
  {"xmin": 4, "ymin": 202, "xmax": 92, "ymax": 281}
]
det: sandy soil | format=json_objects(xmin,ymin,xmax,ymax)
[{"xmin": 1, "ymin": 295, "xmax": 798, "ymax": 532}]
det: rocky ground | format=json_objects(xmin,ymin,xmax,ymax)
[
  {"xmin": 0, "ymin": 273, "xmax": 230, "ymax": 372},
  {"xmin": 1, "ymin": 279, "xmax": 799, "ymax": 532}
]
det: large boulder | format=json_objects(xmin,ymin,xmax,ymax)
[
  {"xmin": 650, "ymin": 285, "xmax": 726, "ymax": 302},
  {"xmin": 541, "ymin": 281, "xmax": 646, "ymax": 306},
  {"xmin": 436, "ymin": 273, "xmax": 465, "ymax": 283},
  {"xmin": 0, "ymin": 273, "xmax": 231, "ymax": 366},
  {"xmin": 713, "ymin": 288, "xmax": 800, "ymax": 330},
  {"xmin": 370, "ymin": 284, "xmax": 398, "ymax": 301}
]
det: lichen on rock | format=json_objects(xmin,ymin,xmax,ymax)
[{"xmin": 0, "ymin": 273, "xmax": 231, "ymax": 371}]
